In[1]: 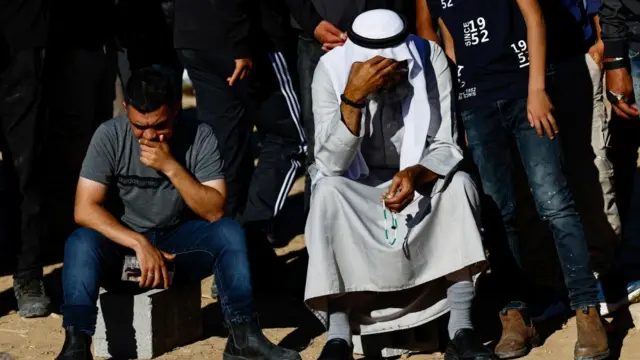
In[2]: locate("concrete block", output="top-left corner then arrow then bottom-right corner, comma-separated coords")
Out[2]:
94,284 -> 202,359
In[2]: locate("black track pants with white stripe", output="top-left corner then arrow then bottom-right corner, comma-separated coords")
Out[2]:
178,48 -> 305,223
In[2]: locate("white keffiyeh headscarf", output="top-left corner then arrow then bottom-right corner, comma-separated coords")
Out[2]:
316,9 -> 431,182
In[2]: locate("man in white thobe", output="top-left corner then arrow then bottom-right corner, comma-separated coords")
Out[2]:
304,9 -> 496,360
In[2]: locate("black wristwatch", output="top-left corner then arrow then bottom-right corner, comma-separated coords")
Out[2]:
606,89 -> 625,104
341,93 -> 366,109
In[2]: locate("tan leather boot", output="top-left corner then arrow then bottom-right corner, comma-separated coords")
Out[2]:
494,308 -> 540,359
574,307 -> 609,360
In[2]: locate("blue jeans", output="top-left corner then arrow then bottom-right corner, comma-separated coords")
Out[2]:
630,49 -> 640,107
461,97 -> 598,310
61,218 -> 254,335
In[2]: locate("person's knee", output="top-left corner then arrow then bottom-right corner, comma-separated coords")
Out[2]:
206,218 -> 248,253
63,228 -> 105,292
448,172 -> 476,192
445,172 -> 480,206
534,188 -> 577,219
313,176 -> 349,198
64,228 -> 106,269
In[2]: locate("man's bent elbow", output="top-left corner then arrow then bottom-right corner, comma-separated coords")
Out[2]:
202,209 -> 225,223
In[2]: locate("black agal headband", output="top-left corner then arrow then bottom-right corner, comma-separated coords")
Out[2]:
347,14 -> 409,49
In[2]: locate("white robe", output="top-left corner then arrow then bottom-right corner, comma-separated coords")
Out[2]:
304,39 -> 487,347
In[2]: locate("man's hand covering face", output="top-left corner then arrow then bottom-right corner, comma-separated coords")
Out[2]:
344,56 -> 403,103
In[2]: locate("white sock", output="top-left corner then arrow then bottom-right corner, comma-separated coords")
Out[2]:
327,303 -> 352,346
447,280 -> 475,339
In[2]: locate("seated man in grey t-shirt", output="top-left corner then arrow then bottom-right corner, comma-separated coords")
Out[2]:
56,68 -> 300,360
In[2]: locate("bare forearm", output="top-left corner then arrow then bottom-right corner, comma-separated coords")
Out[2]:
439,19 -> 456,63
165,163 -> 225,222
339,102 -> 362,136
415,0 -> 441,44
75,204 -> 145,250
341,85 -> 368,135
519,0 -> 546,90
593,15 -> 602,41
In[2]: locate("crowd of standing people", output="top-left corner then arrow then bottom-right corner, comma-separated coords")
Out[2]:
1,0 -> 640,359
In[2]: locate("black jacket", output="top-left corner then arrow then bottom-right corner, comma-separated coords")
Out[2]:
0,0 -> 48,49
116,0 -> 175,52
174,0 -> 297,58
173,0 -> 415,58
47,0 -> 116,49
600,0 -> 640,58
290,0 -> 416,37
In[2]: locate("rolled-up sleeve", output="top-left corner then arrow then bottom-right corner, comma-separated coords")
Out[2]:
419,42 -> 463,177
312,61 -> 363,176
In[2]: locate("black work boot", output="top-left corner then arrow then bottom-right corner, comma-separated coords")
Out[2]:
445,329 -> 498,360
224,320 -> 301,360
317,339 -> 354,360
13,278 -> 51,318
55,327 -> 93,360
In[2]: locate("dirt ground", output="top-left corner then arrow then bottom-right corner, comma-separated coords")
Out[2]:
1,254 -> 639,360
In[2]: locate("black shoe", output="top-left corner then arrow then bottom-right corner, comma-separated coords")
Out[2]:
445,329 -> 497,360
223,320 -> 301,360
13,278 -> 51,318
55,327 -> 93,360
317,339 -> 354,360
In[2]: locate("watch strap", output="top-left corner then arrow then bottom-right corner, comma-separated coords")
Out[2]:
341,93 -> 366,109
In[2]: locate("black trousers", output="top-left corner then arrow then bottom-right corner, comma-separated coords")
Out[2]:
116,0 -> 183,93
178,48 -> 306,224
45,48 -> 116,174
43,47 -> 117,245
0,37 -> 46,280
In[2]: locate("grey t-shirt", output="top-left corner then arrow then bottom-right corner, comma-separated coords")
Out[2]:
80,115 -> 224,233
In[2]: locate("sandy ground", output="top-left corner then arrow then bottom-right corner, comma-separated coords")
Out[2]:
1,251 -> 639,360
